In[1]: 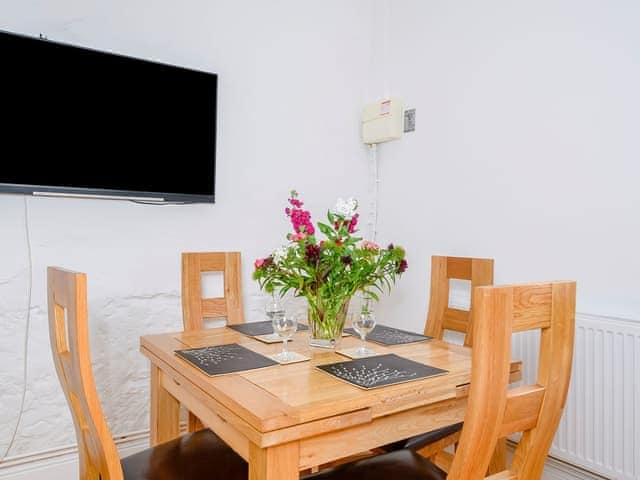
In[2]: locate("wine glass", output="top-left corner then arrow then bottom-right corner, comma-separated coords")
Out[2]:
352,297 -> 376,357
272,314 -> 298,362
265,293 -> 285,323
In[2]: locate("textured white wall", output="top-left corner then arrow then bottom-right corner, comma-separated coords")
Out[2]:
372,0 -> 640,330
0,0 -> 374,458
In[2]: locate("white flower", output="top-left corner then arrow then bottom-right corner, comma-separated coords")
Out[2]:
273,246 -> 289,264
333,197 -> 358,218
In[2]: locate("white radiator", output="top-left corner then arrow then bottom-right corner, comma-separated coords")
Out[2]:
512,313 -> 640,480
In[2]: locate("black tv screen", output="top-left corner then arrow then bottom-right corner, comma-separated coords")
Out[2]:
1,30 -> 217,203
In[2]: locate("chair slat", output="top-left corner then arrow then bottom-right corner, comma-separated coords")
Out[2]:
512,284 -> 552,332
442,307 -> 469,333
446,256 -> 473,279
200,255 -> 227,271
499,385 -> 545,438
201,298 -> 228,318
486,471 -> 517,480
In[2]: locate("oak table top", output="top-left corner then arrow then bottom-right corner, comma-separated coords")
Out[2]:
141,327 -> 521,480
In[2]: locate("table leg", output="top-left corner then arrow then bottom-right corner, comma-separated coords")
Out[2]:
487,437 -> 507,474
150,364 -> 180,446
249,441 -> 299,480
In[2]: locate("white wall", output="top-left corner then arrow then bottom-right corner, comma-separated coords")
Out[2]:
0,0 -> 374,458
373,0 -> 640,330
3,0 -> 639,470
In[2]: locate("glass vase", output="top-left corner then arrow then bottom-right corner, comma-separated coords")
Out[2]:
306,294 -> 351,348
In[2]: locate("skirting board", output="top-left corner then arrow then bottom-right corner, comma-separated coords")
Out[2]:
0,433 -> 609,480
543,457 -> 610,480
503,442 -> 610,479
0,431 -> 149,480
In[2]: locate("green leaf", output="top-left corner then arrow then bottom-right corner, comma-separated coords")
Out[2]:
318,222 -> 335,237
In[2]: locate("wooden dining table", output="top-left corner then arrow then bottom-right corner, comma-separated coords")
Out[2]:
140,326 -> 521,480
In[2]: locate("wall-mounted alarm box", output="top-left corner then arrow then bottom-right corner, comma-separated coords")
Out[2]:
362,97 -> 404,144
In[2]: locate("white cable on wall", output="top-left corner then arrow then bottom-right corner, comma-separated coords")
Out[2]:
0,196 -> 33,462
369,143 -> 379,242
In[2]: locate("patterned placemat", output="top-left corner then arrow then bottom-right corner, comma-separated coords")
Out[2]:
344,325 -> 432,345
175,343 -> 278,376
316,353 -> 447,389
228,320 -> 309,337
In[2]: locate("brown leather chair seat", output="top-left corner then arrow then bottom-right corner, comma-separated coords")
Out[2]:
121,429 -> 247,480
381,421 -> 463,452
302,449 -> 446,480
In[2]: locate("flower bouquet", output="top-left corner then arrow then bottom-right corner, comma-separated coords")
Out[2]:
253,190 -> 407,347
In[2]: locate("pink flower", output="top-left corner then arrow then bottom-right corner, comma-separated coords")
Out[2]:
348,213 -> 359,233
254,258 -> 265,269
362,240 -> 379,252
289,232 -> 307,242
289,197 -> 303,208
287,205 -> 315,235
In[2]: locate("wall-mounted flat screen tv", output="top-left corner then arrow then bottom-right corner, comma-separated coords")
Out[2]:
1,29 -> 217,203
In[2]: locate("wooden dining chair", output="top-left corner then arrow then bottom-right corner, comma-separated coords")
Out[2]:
424,255 -> 494,347
182,251 -> 243,331
380,256 -> 494,461
47,267 -> 247,480
182,251 -> 243,432
305,280 -> 576,480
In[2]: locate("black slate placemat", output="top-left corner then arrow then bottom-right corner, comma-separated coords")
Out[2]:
316,353 -> 447,390
175,343 -> 278,376
344,324 -> 432,345
228,320 -> 309,337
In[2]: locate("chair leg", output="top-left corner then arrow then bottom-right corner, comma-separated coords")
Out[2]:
188,411 -> 204,432
487,437 -> 507,474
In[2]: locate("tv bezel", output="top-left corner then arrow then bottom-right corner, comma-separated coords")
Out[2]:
0,29 -> 218,204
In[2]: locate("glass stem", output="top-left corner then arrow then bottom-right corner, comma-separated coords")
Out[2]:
361,334 -> 366,351
282,338 -> 288,357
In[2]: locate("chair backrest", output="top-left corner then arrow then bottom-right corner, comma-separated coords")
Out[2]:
447,281 -> 576,480
424,256 -> 494,346
181,252 -> 243,331
47,267 -> 123,480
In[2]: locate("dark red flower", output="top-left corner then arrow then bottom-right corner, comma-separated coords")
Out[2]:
397,259 -> 408,273
305,244 -> 321,263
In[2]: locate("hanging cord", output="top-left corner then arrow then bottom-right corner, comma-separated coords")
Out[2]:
0,197 -> 33,462
369,143 -> 379,242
